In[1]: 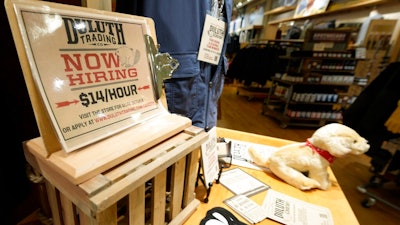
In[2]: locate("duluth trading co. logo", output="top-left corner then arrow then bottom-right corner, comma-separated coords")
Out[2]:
62,17 -> 126,46
55,16 -> 146,111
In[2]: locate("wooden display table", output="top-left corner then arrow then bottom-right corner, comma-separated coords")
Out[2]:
183,127 -> 360,225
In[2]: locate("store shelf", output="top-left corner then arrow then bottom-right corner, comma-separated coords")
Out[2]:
259,38 -> 304,44
273,78 -> 354,87
262,105 -> 341,128
262,48 -> 361,128
268,0 -> 390,25
236,0 -> 266,9
264,5 -> 296,16
239,25 -> 264,31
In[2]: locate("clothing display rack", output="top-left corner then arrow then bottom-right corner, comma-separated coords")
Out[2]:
227,43 -> 283,100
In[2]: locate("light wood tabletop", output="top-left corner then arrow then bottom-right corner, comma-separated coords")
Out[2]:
183,127 -> 360,225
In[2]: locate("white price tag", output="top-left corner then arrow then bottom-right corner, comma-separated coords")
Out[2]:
198,15 -> 226,65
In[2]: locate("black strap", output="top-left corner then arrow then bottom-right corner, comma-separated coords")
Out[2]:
200,207 -> 248,225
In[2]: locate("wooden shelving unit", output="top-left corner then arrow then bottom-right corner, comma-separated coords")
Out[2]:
263,5 -> 296,16
268,0 -> 391,24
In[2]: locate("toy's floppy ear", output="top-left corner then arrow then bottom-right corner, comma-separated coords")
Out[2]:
309,137 -> 352,157
329,137 -> 354,156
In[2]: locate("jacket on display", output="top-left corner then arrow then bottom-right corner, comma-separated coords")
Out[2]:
116,0 -> 233,130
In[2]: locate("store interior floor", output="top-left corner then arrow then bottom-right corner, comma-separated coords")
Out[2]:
18,83 -> 399,225
218,83 -> 399,225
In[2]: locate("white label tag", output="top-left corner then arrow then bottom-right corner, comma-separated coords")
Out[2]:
198,15 -> 226,65
200,127 -> 219,188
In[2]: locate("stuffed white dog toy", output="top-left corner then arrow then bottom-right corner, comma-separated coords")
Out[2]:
248,123 -> 370,190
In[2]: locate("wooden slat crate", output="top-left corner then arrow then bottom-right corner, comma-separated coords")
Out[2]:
24,125 -> 208,225
5,1 -> 209,224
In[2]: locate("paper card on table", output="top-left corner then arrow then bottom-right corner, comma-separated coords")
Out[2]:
219,168 -> 270,196
262,189 -> 334,225
226,139 -> 277,171
224,194 -> 268,224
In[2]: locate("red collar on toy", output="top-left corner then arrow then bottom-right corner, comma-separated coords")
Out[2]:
305,139 -> 336,163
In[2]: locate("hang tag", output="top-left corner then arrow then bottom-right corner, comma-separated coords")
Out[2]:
198,15 -> 226,65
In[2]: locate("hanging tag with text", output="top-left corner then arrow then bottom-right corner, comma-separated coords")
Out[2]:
198,15 -> 226,65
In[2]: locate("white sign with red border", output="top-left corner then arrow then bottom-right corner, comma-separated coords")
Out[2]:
11,2 -> 163,152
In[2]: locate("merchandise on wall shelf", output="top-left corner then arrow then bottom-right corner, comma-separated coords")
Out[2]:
302,28 -> 353,51
265,0 -> 390,25
261,0 -> 394,44
232,0 -> 266,44
262,49 -> 362,128
264,5 -> 296,16
354,19 -> 397,85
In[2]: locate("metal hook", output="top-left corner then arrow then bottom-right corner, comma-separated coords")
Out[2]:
145,34 -> 179,99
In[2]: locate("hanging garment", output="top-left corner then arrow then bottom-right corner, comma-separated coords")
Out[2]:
116,0 -> 233,130
227,46 -> 281,86
343,62 -> 400,171
226,34 -> 240,55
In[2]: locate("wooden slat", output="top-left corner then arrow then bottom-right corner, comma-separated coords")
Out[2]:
184,126 -> 204,136
78,207 -> 92,225
79,174 -> 111,197
151,171 -> 167,225
45,181 -> 62,225
60,193 -> 76,225
129,184 -> 145,225
182,148 -> 200,207
169,157 -> 186,219
97,204 -> 118,225
168,199 -> 200,225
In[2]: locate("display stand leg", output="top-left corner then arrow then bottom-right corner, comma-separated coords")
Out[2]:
196,161 -> 213,203
216,164 -> 224,184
